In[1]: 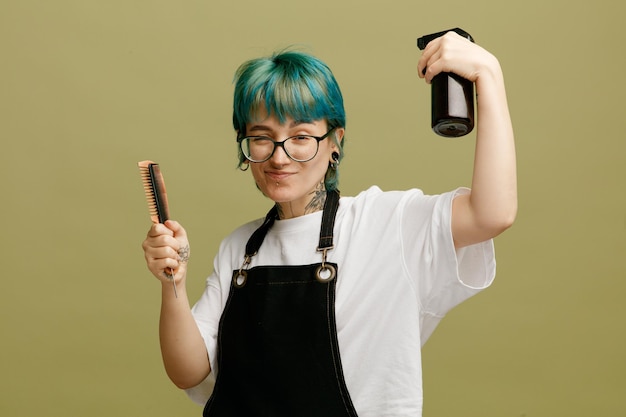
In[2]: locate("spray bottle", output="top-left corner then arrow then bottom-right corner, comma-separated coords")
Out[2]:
417,28 -> 475,137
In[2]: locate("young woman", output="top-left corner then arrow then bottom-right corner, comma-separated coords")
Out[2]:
142,31 -> 517,416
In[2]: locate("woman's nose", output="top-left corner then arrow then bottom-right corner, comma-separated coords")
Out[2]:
269,142 -> 290,164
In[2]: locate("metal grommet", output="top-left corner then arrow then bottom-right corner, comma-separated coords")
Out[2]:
315,264 -> 336,283
233,270 -> 248,288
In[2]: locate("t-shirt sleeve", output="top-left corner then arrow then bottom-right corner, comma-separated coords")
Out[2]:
401,187 -> 496,343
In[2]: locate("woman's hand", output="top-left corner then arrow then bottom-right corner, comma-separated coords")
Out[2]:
417,31 -> 500,85
142,220 -> 190,286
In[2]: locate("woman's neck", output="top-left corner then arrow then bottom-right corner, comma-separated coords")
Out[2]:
276,182 -> 327,220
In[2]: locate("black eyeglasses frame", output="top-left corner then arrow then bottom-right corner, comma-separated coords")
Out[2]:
237,128 -> 336,163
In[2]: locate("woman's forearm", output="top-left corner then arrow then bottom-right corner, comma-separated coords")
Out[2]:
159,282 -> 211,389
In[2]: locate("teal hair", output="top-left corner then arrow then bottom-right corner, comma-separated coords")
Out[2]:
233,49 -> 346,191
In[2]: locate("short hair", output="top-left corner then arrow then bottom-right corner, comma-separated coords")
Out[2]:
232,49 -> 346,191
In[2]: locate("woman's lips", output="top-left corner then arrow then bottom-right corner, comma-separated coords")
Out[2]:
266,171 -> 293,181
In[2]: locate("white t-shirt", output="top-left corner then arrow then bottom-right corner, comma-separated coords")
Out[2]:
186,186 -> 496,416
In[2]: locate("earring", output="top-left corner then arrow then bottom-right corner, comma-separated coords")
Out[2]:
239,163 -> 250,171
330,152 -> 340,170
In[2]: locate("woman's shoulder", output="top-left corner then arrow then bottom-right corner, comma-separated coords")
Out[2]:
339,185 -> 427,209
216,216 -> 265,255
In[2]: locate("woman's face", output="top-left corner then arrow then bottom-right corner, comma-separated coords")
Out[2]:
244,112 -> 341,217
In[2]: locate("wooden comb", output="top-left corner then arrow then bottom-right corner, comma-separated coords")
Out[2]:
137,160 -> 177,297
138,160 -> 170,224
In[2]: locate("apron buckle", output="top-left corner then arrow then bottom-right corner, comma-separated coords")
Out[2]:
233,254 -> 253,288
315,247 -> 336,282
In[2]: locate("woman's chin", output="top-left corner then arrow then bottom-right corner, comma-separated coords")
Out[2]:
259,182 -> 292,203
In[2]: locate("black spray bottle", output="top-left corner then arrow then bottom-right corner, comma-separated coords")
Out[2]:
417,28 -> 475,137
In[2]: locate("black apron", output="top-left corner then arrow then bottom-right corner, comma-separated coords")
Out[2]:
203,190 -> 358,417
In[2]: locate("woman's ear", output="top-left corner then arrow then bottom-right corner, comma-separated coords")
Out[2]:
330,127 -> 345,156
334,127 -> 345,145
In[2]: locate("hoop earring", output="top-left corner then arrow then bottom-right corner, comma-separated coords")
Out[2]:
239,163 -> 250,171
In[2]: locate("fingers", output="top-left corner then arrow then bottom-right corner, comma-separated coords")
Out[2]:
417,31 -> 478,83
417,32 -> 455,83
146,221 -> 188,250
164,219 -> 188,240
143,220 -> 190,282
143,240 -> 182,278
164,220 -> 191,264
417,33 -> 444,81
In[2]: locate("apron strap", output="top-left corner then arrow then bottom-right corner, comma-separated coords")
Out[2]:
318,189 -> 340,250
244,189 -> 340,257
245,205 -> 279,257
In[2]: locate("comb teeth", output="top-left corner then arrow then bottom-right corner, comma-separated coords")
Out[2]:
140,170 -> 159,215
138,160 -> 170,224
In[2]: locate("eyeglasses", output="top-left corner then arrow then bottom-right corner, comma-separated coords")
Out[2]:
238,128 -> 335,163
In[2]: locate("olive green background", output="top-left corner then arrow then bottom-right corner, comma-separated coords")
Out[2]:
2,0 -> 624,416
